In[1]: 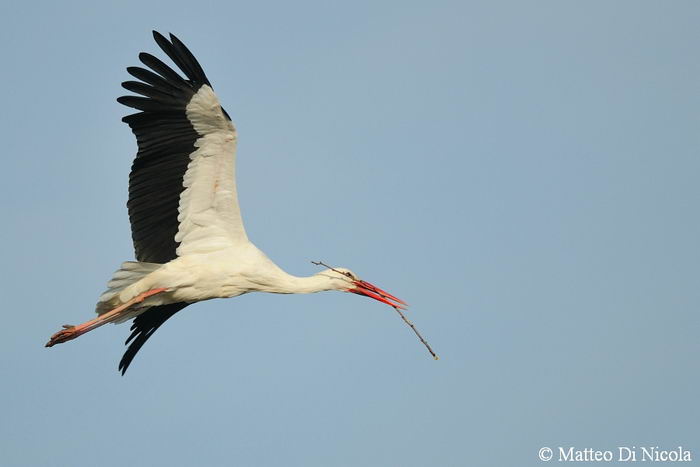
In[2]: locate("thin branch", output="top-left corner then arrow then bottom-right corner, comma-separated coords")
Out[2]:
392,306 -> 439,360
311,260 -> 343,275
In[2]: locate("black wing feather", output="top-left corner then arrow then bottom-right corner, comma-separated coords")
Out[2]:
121,81 -> 180,101
138,52 -> 191,89
127,66 -> 185,94
120,30 -> 214,263
152,31 -> 211,87
117,31 -> 222,373
118,96 -> 180,112
169,33 -> 212,87
119,302 -> 189,375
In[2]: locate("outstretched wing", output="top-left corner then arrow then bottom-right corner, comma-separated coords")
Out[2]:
119,30 -> 247,263
116,31 -> 246,373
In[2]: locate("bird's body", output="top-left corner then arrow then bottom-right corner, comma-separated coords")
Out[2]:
97,247 -> 360,317
45,31 -> 414,373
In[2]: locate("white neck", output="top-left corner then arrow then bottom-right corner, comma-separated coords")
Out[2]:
261,272 -> 339,295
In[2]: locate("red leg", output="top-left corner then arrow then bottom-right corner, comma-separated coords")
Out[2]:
45,288 -> 167,347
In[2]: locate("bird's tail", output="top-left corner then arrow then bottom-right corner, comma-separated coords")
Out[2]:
95,261 -> 162,322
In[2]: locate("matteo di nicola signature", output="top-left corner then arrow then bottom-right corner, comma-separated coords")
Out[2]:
538,446 -> 692,462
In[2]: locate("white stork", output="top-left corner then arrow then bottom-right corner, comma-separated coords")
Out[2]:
46,31 -> 435,374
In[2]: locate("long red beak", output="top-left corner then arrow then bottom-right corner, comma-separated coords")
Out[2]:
349,280 -> 408,309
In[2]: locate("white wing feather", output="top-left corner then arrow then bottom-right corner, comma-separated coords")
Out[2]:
176,85 -> 248,256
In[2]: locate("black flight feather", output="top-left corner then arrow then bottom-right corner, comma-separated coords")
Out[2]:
138,52 -> 191,88
121,81 -> 179,101
118,302 -> 189,375
126,66 -> 187,94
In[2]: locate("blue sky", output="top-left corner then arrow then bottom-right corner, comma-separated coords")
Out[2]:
1,1 -> 698,466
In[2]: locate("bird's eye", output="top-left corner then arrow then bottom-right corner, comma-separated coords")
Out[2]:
345,272 -> 354,279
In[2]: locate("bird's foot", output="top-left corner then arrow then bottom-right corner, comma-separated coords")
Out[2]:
45,325 -> 80,347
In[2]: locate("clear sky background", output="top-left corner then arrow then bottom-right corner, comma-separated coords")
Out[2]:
1,1 -> 698,466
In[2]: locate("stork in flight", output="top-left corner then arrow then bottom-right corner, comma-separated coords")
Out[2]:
46,31 -> 435,374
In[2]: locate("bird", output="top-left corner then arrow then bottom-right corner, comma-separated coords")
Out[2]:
45,31 -> 415,374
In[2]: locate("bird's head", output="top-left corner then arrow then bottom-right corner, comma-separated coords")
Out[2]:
313,263 -> 407,309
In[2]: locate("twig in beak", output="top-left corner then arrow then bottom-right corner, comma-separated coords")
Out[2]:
311,260 -> 438,360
